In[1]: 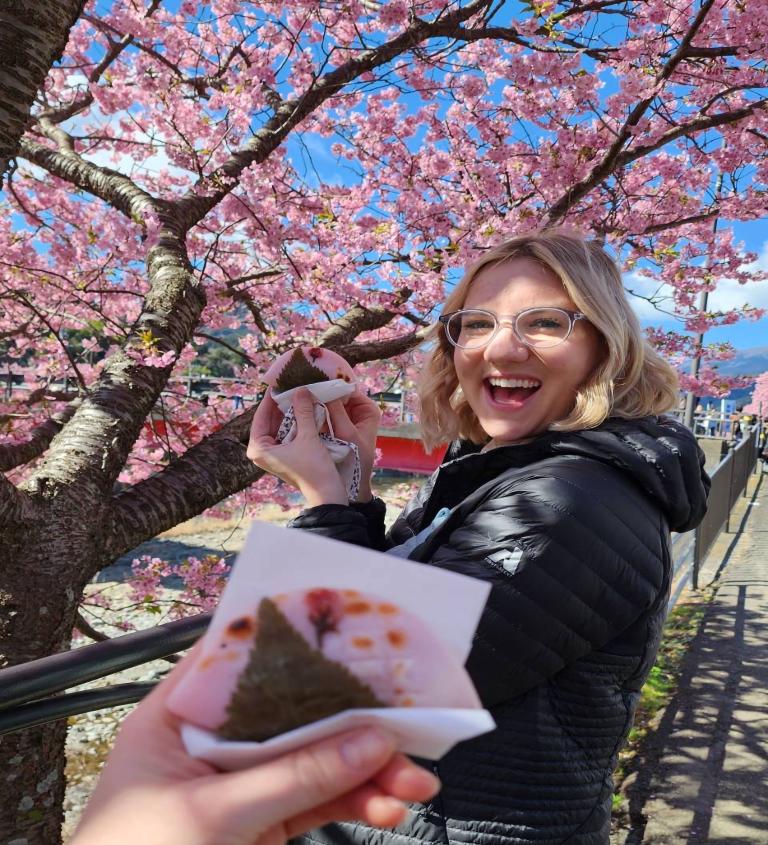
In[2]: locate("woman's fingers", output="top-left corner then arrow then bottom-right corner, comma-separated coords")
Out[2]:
196,728 -> 399,838
247,391 -> 282,460
326,399 -> 355,440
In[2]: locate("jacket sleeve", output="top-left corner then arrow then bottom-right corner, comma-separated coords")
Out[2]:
287,498 -> 388,549
288,474 -> 436,550
424,459 -> 670,708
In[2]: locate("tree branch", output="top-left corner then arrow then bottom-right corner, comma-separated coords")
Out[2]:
0,400 -> 81,472
0,0 -> 87,176
329,327 -> 430,366
102,408 -> 261,566
24,227 -> 206,493
0,472 -> 32,529
17,137 -> 157,220
194,331 -> 254,365
317,288 -> 413,347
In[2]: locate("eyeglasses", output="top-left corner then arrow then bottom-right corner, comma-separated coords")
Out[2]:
439,307 -> 587,350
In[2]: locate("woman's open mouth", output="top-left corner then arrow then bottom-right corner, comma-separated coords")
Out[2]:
484,377 -> 542,408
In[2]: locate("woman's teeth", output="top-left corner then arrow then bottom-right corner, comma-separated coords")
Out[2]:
485,377 -> 541,405
487,378 -> 541,389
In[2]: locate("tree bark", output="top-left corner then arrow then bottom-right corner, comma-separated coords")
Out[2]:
0,0 -> 86,176
0,495 -> 101,844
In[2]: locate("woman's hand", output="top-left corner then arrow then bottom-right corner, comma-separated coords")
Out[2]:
247,388 -> 348,507
325,390 -> 382,502
71,647 -> 439,845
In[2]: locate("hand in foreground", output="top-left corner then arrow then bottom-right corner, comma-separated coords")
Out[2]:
324,391 -> 382,502
71,647 -> 439,845
247,387 -> 348,506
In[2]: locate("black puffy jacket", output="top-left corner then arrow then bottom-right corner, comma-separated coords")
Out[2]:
288,416 -> 710,845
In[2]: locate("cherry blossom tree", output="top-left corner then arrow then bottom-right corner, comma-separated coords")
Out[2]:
745,371 -> 768,417
1,1 -> 768,840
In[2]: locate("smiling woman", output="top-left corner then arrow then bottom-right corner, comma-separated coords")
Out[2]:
248,228 -> 711,845
421,230 -> 680,449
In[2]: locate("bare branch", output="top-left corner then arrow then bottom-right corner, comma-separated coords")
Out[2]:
18,137 -> 157,220
194,331 -> 254,365
317,288 -> 413,347
329,327 -> 430,367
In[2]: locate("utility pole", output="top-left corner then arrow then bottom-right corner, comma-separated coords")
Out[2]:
683,289 -> 709,430
683,178 -> 723,431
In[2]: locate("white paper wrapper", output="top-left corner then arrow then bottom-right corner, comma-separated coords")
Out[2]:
181,707 -> 496,769
272,380 -> 360,499
170,521 -> 495,770
271,379 -> 356,411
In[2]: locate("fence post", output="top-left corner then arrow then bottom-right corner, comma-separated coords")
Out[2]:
725,448 -> 736,533
692,524 -> 701,590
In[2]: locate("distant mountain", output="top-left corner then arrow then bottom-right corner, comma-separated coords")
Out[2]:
709,345 -> 768,377
693,344 -> 767,404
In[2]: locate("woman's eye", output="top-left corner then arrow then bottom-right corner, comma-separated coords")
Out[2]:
464,320 -> 493,331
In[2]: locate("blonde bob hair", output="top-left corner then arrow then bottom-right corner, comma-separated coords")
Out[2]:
418,228 -> 679,449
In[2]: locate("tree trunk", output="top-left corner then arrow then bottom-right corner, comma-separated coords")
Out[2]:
0,492 -> 105,845
0,0 -> 85,176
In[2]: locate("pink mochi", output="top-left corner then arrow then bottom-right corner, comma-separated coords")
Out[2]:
167,587 -> 480,733
262,346 -> 356,393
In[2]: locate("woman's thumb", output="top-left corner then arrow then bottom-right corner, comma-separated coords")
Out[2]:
292,388 -> 320,435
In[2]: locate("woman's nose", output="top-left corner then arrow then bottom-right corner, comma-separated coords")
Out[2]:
483,324 -> 531,361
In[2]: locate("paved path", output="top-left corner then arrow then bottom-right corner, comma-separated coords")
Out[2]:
620,468 -> 768,844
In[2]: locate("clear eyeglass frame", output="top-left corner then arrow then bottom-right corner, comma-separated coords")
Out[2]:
438,307 -> 587,350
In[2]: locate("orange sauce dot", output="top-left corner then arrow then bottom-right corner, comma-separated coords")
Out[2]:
345,601 -> 372,614
342,589 -> 360,597
226,616 -> 255,639
377,603 -> 398,615
352,636 -> 374,649
387,630 -> 407,648
400,697 -> 415,707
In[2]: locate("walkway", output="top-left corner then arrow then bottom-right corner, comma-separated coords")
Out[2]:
617,467 -> 768,844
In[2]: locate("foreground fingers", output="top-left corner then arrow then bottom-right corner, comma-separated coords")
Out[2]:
285,754 -> 440,836
196,727 -> 400,838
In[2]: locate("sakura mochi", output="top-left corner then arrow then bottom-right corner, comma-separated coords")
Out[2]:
263,346 -> 356,396
167,586 -> 480,743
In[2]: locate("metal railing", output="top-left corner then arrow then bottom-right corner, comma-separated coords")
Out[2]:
668,426 -> 762,604
0,426 -> 763,736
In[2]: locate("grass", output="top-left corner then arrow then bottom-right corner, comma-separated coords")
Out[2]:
611,586 -> 714,816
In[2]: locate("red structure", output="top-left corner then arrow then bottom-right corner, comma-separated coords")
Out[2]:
375,425 -> 446,474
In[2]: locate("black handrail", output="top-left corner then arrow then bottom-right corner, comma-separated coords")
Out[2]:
0,684 -> 156,737
0,613 -> 210,732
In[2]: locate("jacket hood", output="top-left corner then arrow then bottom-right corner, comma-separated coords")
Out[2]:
444,416 -> 710,533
